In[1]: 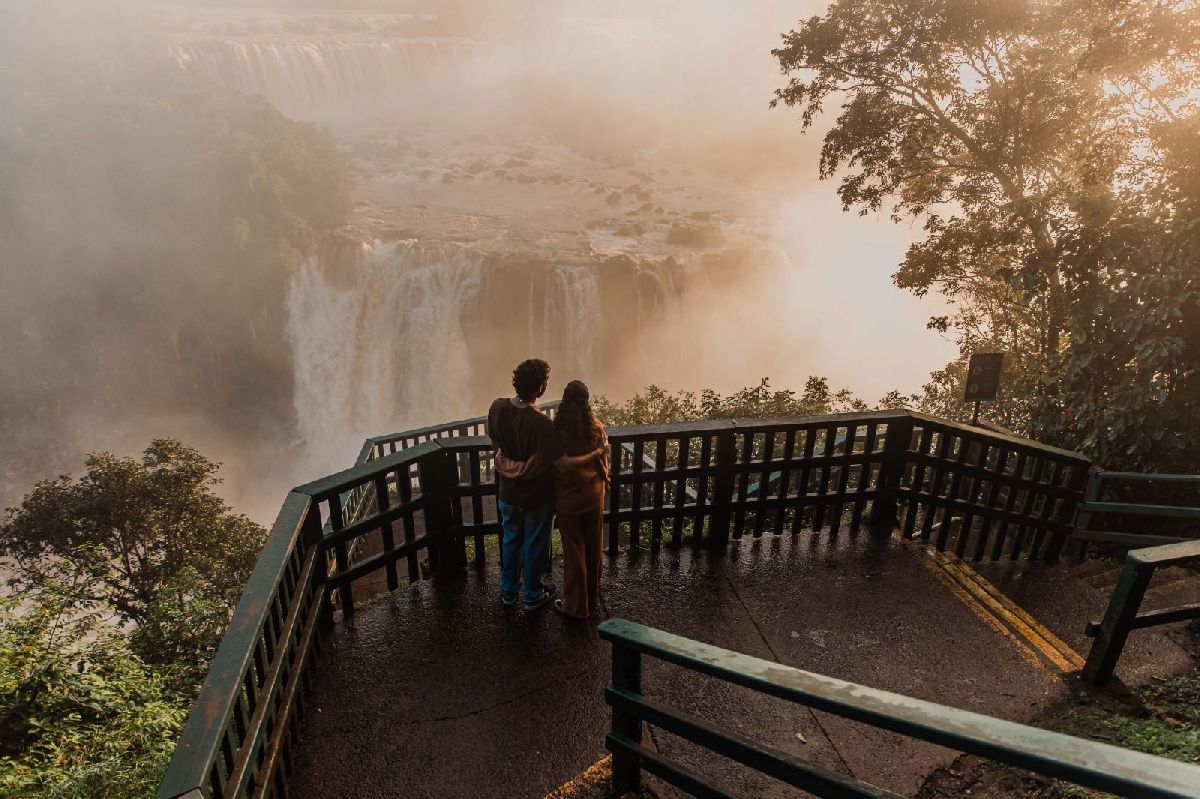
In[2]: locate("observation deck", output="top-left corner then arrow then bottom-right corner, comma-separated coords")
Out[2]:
155,409 -> 1200,799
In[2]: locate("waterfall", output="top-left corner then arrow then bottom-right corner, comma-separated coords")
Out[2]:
286,240 -> 484,464
284,237 -> 624,460
169,37 -> 476,111
543,265 -> 602,379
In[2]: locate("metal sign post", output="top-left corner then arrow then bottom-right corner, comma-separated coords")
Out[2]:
964,352 -> 1005,426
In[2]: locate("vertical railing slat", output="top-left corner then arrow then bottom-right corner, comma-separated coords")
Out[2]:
673,436 -> 690,544
652,438 -> 667,545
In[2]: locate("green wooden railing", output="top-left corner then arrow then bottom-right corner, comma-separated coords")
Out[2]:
155,493 -> 325,799
600,619 -> 1200,799
1072,471 -> 1200,553
361,401 -> 561,462
156,410 -> 1093,799
1083,538 -> 1200,685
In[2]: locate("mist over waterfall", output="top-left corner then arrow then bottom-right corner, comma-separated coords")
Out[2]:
156,4 -> 950,485
0,1 -> 954,515
170,37 -> 477,113
287,241 -> 482,463
286,240 -> 676,465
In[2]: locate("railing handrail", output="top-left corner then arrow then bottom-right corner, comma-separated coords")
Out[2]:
364,407 -> 1091,460
1083,538 -> 1200,685
600,618 -> 1200,799
297,441 -> 439,502
905,410 -> 1092,460
157,408 -> 1097,799
362,400 -> 562,462
157,492 -> 319,799
1078,501 -> 1200,520
1071,470 -> 1200,554
1096,471 -> 1200,484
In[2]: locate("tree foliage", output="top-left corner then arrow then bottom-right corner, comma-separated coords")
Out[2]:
0,440 -> 265,796
0,440 -> 265,689
773,0 -> 1200,469
0,579 -> 186,799
593,377 -> 890,426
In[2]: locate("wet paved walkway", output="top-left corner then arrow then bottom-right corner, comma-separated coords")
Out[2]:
288,530 -> 1195,798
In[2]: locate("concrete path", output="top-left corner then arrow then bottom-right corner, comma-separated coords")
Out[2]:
286,531 -> 1191,798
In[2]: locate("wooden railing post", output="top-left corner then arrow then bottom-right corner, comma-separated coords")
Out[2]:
1067,471 -> 1103,560
610,640 -> 643,796
709,428 -> 737,550
302,508 -> 334,631
1082,558 -> 1154,686
1044,462 -> 1093,564
419,447 -> 466,575
871,415 -> 914,534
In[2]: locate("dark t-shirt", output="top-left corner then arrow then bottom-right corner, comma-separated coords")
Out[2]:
488,398 -> 564,509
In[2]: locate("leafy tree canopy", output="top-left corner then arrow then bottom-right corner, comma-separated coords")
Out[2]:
0,582 -> 185,799
0,440 -> 266,688
774,0 -> 1200,469
594,377 -> 896,426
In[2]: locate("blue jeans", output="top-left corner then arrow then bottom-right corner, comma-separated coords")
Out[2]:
498,500 -> 554,604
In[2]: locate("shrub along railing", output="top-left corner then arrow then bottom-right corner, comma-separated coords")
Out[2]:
600,618 -> 1200,799
156,409 -> 1092,799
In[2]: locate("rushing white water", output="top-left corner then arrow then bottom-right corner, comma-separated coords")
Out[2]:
286,240 -> 620,466
287,240 -> 485,463
544,265 -> 602,380
170,37 -> 477,111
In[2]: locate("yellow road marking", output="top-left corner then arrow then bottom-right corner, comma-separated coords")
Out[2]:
902,538 -> 1084,674
928,549 -> 1085,671
906,541 -> 1049,672
543,755 -> 612,799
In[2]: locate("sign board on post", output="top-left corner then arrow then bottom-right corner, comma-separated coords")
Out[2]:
964,352 -> 1004,424
964,352 -> 1005,401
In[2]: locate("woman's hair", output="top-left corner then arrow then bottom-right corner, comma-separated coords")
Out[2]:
512,358 -> 550,401
554,380 -> 600,454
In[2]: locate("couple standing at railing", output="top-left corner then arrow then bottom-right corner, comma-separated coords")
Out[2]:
487,359 -> 609,617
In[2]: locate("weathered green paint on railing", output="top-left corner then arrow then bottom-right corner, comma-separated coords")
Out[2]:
157,492 -> 323,799
1083,538 -> 1200,685
1071,471 -> 1200,554
600,619 -> 1200,799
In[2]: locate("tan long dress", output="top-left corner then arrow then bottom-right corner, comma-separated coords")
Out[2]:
554,420 -> 607,618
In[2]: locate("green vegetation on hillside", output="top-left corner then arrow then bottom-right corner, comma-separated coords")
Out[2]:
920,670 -> 1200,797
593,377 -> 889,426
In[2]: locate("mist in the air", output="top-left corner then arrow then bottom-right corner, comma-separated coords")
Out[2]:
0,0 -> 954,520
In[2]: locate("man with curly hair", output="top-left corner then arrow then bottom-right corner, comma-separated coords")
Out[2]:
488,359 -> 601,611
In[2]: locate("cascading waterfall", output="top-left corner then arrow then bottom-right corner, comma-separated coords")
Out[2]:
286,240 -> 632,466
170,37 -> 476,109
543,265 -> 602,380
287,240 -> 485,464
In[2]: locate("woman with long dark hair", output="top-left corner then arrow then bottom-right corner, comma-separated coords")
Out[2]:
552,380 -> 608,619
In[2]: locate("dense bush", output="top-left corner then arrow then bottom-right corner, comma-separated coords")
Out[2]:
0,585 -> 186,799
